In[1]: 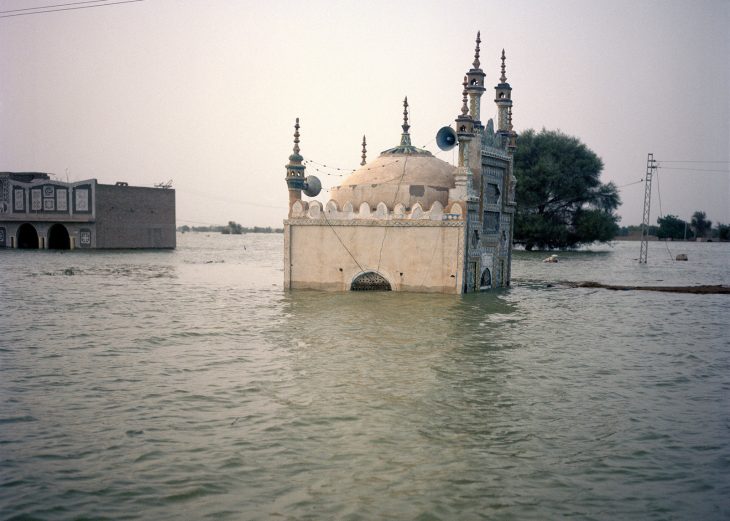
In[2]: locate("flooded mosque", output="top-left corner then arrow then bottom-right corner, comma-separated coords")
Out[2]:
284,33 -> 517,293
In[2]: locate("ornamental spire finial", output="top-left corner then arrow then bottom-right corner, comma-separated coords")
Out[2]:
400,97 -> 412,147
500,49 -> 507,83
293,117 -> 301,155
472,31 -> 481,69
461,76 -> 469,116
361,135 -> 367,166
402,97 -> 410,134
508,107 -> 513,131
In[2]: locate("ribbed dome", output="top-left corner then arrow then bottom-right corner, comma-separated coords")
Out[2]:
330,150 -> 456,210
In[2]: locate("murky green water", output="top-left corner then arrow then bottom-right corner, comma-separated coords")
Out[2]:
1,235 -> 728,520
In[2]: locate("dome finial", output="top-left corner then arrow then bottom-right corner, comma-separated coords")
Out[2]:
400,96 -> 412,147
402,97 -> 410,134
361,135 -> 367,166
293,117 -> 301,155
461,76 -> 469,116
500,49 -> 507,83
473,31 -> 481,69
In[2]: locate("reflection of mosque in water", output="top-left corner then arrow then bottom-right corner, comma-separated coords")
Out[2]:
0,172 -> 175,250
284,33 -> 518,294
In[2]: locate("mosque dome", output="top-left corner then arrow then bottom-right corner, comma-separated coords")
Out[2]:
329,98 -> 456,211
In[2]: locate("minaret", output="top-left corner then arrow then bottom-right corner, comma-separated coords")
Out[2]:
495,49 -> 513,136
466,31 -> 486,125
360,135 -> 367,166
455,77 -> 475,168
285,118 -> 306,214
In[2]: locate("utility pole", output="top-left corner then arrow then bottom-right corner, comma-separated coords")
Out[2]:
639,153 -> 657,263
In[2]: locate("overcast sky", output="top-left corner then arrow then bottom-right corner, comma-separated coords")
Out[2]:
1,0 -> 728,228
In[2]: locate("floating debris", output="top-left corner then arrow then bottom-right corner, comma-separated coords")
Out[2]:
567,281 -> 729,294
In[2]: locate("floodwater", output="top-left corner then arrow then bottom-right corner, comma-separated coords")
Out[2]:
1,234 -> 728,520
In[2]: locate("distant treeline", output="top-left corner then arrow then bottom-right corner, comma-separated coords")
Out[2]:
178,221 -> 283,234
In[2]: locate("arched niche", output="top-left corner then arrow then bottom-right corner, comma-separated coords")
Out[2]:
350,271 -> 392,291
480,268 -> 492,290
375,202 -> 388,219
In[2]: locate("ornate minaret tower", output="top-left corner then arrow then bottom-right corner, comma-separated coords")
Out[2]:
466,32 -> 486,125
495,49 -> 513,137
456,77 -> 475,169
285,118 -> 305,216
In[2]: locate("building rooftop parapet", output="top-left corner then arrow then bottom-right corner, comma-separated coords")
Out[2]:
289,198 -> 465,223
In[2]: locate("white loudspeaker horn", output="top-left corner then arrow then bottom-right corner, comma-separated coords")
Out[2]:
436,126 -> 458,151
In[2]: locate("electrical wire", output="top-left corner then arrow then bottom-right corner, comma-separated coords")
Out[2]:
657,166 -> 730,174
0,0 -> 143,18
654,170 -> 675,261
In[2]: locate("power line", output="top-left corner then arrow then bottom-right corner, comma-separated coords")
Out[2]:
0,0 -> 143,18
617,179 -> 643,189
657,160 -> 730,164
1,0 -> 110,14
657,166 -> 730,174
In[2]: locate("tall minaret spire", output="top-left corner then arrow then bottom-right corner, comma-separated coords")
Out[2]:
473,31 -> 481,69
495,49 -> 513,135
360,135 -> 367,166
285,118 -> 306,214
500,49 -> 507,83
399,97 -> 412,147
465,31 -> 486,125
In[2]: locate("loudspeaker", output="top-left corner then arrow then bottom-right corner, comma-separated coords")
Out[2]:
436,126 -> 458,151
303,175 -> 321,197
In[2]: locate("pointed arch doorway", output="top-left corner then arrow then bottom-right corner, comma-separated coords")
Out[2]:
16,223 -> 39,249
48,224 -> 71,250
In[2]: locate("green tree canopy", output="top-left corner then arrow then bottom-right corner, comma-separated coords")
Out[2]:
656,214 -> 691,240
690,211 -> 712,238
513,129 -> 620,250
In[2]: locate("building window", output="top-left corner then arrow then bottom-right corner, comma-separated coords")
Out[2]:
483,211 -> 500,234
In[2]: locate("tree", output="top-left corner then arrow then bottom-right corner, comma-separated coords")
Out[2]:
716,223 -> 729,241
690,211 -> 712,239
513,129 -> 620,250
656,214 -> 691,240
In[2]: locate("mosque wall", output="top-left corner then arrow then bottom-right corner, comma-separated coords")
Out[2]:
285,218 -> 464,293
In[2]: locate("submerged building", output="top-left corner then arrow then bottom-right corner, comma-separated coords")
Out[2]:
0,172 -> 175,249
284,33 -> 516,293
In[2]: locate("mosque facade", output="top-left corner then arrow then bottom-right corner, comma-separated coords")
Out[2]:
284,33 -> 516,293
0,172 -> 175,249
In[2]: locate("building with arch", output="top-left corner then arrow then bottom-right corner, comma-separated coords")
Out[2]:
283,34 -> 517,293
0,173 -> 175,249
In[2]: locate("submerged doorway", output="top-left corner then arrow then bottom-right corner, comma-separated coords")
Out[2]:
48,224 -> 71,250
16,223 -> 39,249
351,271 -> 392,291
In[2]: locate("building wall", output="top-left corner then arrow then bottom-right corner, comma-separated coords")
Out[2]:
286,220 -> 464,293
94,184 -> 176,249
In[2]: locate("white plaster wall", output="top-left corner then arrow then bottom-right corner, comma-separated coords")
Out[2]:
286,222 -> 464,293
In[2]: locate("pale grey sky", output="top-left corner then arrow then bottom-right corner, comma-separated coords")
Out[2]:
1,0 -> 728,228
